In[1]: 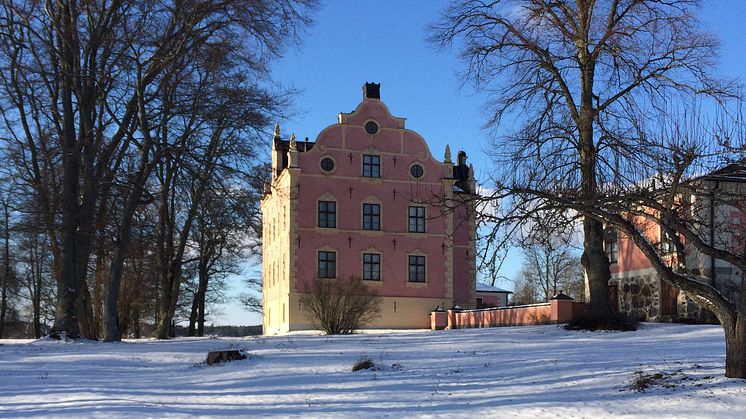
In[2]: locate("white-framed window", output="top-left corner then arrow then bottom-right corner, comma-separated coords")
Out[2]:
408,255 -> 426,282
362,154 -> 381,178
363,203 -> 381,231
363,253 -> 381,280
318,251 -> 336,278
318,200 -> 337,228
408,206 -> 426,233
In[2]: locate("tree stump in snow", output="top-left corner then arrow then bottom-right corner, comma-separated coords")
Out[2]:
206,350 -> 246,365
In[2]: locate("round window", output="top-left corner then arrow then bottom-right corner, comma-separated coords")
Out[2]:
320,157 -> 335,172
364,121 -> 379,135
410,164 -> 424,178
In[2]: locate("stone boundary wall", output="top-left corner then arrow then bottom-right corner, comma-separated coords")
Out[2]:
431,298 -> 584,330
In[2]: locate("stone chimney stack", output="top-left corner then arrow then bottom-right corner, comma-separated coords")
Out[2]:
363,82 -> 381,100
457,150 -> 468,166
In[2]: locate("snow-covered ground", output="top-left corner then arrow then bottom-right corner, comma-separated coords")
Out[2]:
0,324 -> 744,418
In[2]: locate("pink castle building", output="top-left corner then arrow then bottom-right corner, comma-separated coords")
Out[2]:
261,83 -> 478,334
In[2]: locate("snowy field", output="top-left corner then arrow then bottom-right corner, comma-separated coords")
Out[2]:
1,324 -> 745,418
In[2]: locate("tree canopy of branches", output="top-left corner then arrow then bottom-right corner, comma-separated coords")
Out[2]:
432,0 -> 746,378
0,0 -> 316,340
431,0 -> 736,319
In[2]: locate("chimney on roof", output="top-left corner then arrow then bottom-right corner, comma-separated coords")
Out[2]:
363,82 -> 381,99
457,150 -> 468,166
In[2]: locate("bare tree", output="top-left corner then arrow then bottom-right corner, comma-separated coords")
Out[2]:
430,0 -> 735,319
516,226 -> 584,303
0,0 -> 316,340
300,277 -> 382,335
0,182 -> 17,337
500,103 -> 746,376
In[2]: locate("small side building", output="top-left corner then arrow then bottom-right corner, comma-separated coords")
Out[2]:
261,83 -> 478,334
475,282 -> 512,308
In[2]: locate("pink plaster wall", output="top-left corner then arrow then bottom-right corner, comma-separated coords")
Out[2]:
291,98 -> 472,301
452,203 -> 472,305
442,299 -> 583,329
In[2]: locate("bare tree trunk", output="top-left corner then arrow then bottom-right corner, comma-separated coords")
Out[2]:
155,130 -> 222,339
724,318 -> 746,378
0,201 -> 9,338
196,260 -> 209,337
132,308 -> 141,339
578,75 -> 611,317
582,219 -> 611,317
76,281 -> 95,339
187,293 -> 199,337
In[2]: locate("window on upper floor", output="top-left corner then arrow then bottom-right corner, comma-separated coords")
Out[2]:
605,228 -> 618,264
408,206 -> 426,233
363,253 -> 381,280
363,203 -> 381,231
408,255 -> 426,282
318,201 -> 336,228
318,251 -> 336,278
660,228 -> 676,255
362,154 -> 380,178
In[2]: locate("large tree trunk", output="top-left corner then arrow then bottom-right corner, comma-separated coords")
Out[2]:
103,97 -> 157,341
77,281 -> 96,339
724,321 -> 746,378
582,218 -> 611,317
0,203 -> 9,339
51,0 -> 91,339
187,292 -> 199,337
196,261 -> 209,337
725,278 -> 746,378
577,47 -> 612,317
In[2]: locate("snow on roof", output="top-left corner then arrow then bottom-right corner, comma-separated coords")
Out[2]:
476,282 -> 512,294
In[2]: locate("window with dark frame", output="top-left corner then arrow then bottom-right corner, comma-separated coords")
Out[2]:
661,228 -> 676,255
362,154 -> 381,178
408,255 -> 426,282
318,201 -> 336,228
317,251 -> 336,278
408,206 -> 425,233
410,164 -> 423,178
362,203 -> 380,230
320,157 -> 335,172
605,229 -> 619,263
365,121 -> 379,135
363,253 -> 381,280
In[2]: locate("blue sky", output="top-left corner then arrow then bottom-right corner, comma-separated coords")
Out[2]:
216,0 -> 746,326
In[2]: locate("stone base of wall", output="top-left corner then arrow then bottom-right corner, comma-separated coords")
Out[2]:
615,272 -> 662,321
613,268 -> 737,324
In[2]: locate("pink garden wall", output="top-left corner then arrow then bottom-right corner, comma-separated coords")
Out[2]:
432,298 -> 585,330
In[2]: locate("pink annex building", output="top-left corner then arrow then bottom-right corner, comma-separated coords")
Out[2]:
261,83 -> 478,334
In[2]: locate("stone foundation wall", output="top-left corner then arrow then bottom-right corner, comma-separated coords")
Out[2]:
615,272 -> 662,321
614,266 -> 742,324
